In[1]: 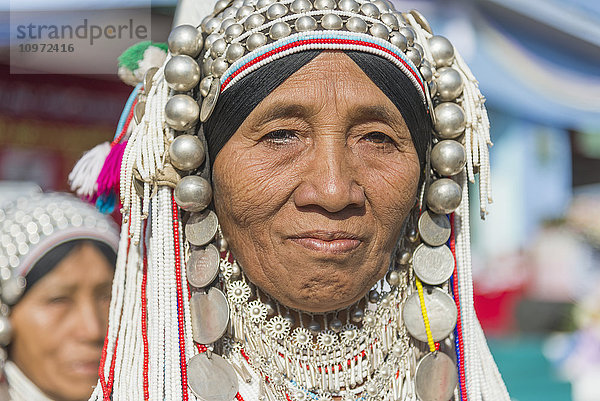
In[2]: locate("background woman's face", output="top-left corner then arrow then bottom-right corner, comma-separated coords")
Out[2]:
10,243 -> 113,401
213,52 -> 420,312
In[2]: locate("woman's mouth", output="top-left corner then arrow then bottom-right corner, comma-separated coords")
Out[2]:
289,231 -> 362,254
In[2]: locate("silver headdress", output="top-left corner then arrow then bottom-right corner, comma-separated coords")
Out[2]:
73,1 -> 508,400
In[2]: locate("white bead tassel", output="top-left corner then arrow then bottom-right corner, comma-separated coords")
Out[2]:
68,141 -> 111,199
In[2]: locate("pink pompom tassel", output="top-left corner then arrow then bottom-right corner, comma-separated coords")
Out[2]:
95,141 -> 127,201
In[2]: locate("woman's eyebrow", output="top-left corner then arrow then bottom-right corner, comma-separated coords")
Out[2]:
251,103 -> 312,127
347,105 -> 400,124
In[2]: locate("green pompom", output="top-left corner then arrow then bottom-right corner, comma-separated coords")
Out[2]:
118,41 -> 168,72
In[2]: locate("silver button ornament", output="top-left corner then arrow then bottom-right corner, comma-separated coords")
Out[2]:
436,67 -> 464,101
380,13 -> 399,30
164,55 -> 201,92
386,269 -> 400,286
370,22 -> 390,39
214,0 -> 234,14
420,64 -> 433,83
211,38 -> 227,58
290,0 -> 312,13
168,25 -> 203,57
165,94 -> 199,131
431,140 -> 466,177
321,14 -> 343,30
269,21 -> 292,40
426,178 -> 462,215
346,17 -> 368,33
224,23 -> 244,42
398,26 -> 415,46
351,307 -> 364,323
204,33 -> 220,50
204,18 -> 222,35
220,18 -> 236,33
202,57 -> 213,77
174,175 -> 212,212
225,43 -> 245,63
338,0 -> 360,12
360,2 -> 381,18
295,15 -> 318,32
428,35 -> 455,67
329,317 -> 343,333
169,134 -> 205,171
389,31 -> 407,51
1,276 -> 25,306
211,57 -> 229,76
315,0 -> 336,10
257,0 -> 276,8
0,315 -> 11,346
406,46 -> 422,67
433,102 -> 466,139
236,5 -> 254,19
244,13 -> 266,30
266,3 -> 288,20
246,32 -> 268,50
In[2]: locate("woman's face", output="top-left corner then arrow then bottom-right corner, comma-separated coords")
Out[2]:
213,52 -> 420,312
9,243 -> 113,401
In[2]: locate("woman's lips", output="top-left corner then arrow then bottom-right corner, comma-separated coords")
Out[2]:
69,361 -> 100,377
289,231 -> 362,254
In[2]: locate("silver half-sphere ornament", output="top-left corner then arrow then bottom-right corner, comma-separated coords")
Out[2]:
168,25 -> 203,57
257,0 -> 275,8
214,0 -> 233,14
370,22 -> 390,39
429,35 -> 455,67
290,0 -> 312,13
436,67 -> 464,101
236,5 -> 254,19
1,276 -> 25,306
203,18 -> 221,35
165,94 -> 199,131
244,13 -> 266,30
338,0 -> 359,12
389,31 -> 407,51
266,3 -> 288,20
169,135 -> 206,171
296,15 -> 318,32
346,17 -> 368,33
406,47 -> 422,67
224,23 -> 244,42
174,175 -> 212,212
433,102 -> 466,139
321,13 -> 343,30
420,64 -> 433,82
315,0 -> 336,10
360,2 -> 381,18
210,38 -> 227,58
398,26 -> 415,46
270,21 -> 292,40
211,57 -> 229,76
426,178 -> 462,215
220,18 -> 236,33
431,140 -> 466,177
0,315 -> 12,346
164,55 -> 201,92
225,43 -> 245,63
380,13 -> 399,30
246,32 -> 268,51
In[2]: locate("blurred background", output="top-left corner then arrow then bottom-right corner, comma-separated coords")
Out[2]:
1,0 -> 599,400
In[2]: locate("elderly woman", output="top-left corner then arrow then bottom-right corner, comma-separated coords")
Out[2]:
0,192 -> 119,401
74,1 -> 509,400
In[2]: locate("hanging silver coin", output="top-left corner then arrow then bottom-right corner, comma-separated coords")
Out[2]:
187,244 -> 220,288
185,209 -> 219,246
402,287 -> 457,343
412,243 -> 454,285
200,79 -> 220,122
415,352 -> 458,401
190,287 -> 230,344
418,210 -> 451,247
187,352 -> 239,401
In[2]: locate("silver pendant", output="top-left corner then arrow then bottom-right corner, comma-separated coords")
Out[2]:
412,243 -> 454,285
190,287 -> 230,344
185,209 -> 219,246
200,79 -> 220,122
415,352 -> 458,401
187,352 -> 239,401
187,244 -> 220,288
417,211 -> 451,246
402,287 -> 457,342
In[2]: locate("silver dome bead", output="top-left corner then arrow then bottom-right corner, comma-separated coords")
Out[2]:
257,0 -> 275,8
210,38 -> 227,58
366,384 -> 378,396
398,26 -> 415,46
392,343 -> 404,357
236,5 -> 254,19
202,58 -> 213,77
368,289 -> 380,303
1,276 -> 25,306
434,102 -> 466,139
308,320 -> 321,333
168,25 -> 203,57
413,42 -> 424,56
370,22 -> 390,39
174,176 -> 212,212
346,17 -> 368,33
431,140 -> 466,176
338,0 -> 359,12
283,311 -> 295,326
169,134 -> 206,171
315,0 -> 336,10
0,316 -> 11,346
420,64 -> 433,82
204,33 -> 220,49
220,18 -> 236,33
164,55 -> 201,92
436,67 -> 464,101
269,21 -> 292,40
406,46 -> 422,67
211,57 -> 229,76
222,7 -> 238,20
216,235 -> 228,252
372,0 -> 390,12
246,32 -> 268,50
224,23 -> 244,42
295,15 -> 318,32
165,94 -> 199,131
329,318 -> 343,333
429,35 -> 455,67
291,0 -> 312,13
360,2 -> 380,18
244,13 -> 266,30
214,0 -> 233,14
380,13 -> 399,30
226,42 -> 245,62
426,178 -> 462,214
389,31 -> 407,51
429,80 -> 438,97
204,18 -> 222,34
351,307 -> 364,323
264,300 -> 276,317
387,270 -> 400,286
266,3 -> 288,20
231,260 -> 241,278
199,76 -> 213,97
321,14 -> 343,30
233,0 -> 244,7
399,250 -> 411,264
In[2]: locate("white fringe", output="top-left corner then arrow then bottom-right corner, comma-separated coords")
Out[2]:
68,141 -> 110,199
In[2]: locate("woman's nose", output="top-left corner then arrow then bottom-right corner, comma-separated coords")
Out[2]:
73,297 -> 105,343
293,140 -> 366,213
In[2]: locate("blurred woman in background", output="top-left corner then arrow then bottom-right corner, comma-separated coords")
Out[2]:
0,192 -> 119,401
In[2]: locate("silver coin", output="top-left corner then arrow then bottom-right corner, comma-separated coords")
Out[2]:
200,79 -> 220,122
415,352 -> 458,401
402,287 -> 457,343
187,352 -> 239,401
418,210 -> 451,246
190,287 -> 230,344
412,243 -> 454,285
187,244 -> 220,288
185,210 -> 218,246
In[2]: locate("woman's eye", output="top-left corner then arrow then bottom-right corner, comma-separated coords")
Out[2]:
48,296 -> 71,305
263,129 -> 298,144
363,131 -> 393,144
